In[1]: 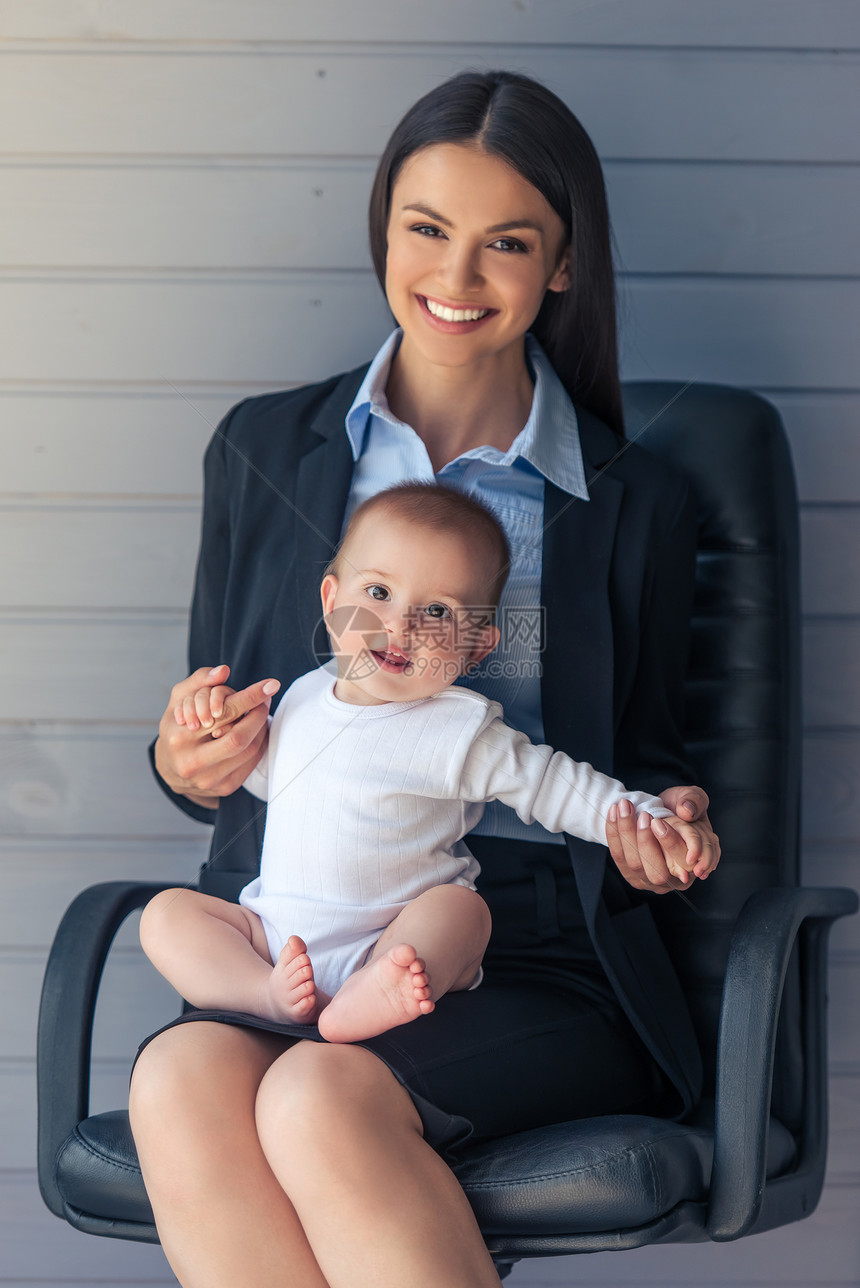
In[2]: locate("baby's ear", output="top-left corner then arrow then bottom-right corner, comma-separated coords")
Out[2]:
320,573 -> 338,616
463,622 -> 500,673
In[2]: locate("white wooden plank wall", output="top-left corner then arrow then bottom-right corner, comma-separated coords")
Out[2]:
1,3 -> 858,1283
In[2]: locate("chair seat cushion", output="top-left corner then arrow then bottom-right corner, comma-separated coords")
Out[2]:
57,1111 -> 154,1225
454,1107 -> 795,1236
56,1102 -> 796,1236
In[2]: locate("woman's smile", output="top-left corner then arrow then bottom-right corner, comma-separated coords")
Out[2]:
420,295 -> 496,330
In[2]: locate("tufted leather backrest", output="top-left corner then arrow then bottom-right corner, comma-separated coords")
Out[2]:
622,383 -> 802,1123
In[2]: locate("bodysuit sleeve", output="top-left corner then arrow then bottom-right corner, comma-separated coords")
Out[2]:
456,716 -> 671,845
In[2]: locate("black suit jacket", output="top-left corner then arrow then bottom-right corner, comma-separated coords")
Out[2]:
155,364 -> 703,1115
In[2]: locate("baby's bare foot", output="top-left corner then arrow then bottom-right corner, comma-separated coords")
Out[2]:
317,943 -> 434,1043
264,935 -> 324,1024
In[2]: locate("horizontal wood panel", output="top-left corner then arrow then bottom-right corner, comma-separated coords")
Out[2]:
0,504 -> 200,608
0,614 -> 189,720
0,1173 -> 172,1282
3,160 -> 858,278
1,48 -> 858,163
766,392 -> 860,505
4,0 -> 859,47
0,276 -> 393,387
802,846 -> 860,953
804,618 -> 860,728
0,838 -> 209,947
3,613 -> 854,727
618,278 -> 860,390
800,510 -> 860,616
608,163 -> 860,277
2,948 -> 183,1061
2,276 -> 857,389
804,733 -> 860,844
0,726 -> 207,837
3,388 -> 236,495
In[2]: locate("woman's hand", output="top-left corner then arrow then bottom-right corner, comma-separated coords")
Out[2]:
605,786 -> 720,894
154,664 -> 280,808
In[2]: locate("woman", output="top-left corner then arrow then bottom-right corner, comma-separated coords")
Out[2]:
131,70 -> 719,1288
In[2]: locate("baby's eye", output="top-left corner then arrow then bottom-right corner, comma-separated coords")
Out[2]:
423,603 -> 452,620
365,584 -> 390,601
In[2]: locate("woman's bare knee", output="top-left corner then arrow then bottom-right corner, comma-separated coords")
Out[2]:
255,1042 -> 421,1162
130,1021 -> 285,1138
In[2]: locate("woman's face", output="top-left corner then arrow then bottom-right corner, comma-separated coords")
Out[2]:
384,143 -> 569,374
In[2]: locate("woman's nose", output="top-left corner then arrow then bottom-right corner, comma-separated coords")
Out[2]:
436,242 -> 482,298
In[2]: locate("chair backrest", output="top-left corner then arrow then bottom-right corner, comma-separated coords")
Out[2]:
623,382 -> 802,1122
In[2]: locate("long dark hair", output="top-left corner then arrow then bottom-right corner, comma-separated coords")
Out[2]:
368,70 -> 624,437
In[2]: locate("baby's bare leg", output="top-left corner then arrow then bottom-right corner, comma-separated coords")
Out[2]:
140,889 -> 327,1023
317,885 -> 490,1043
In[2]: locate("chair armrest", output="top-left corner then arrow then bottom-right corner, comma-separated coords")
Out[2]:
707,885 -> 858,1241
37,880 -> 183,1218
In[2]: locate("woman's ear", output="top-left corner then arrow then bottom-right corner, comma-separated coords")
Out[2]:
462,623 -> 501,674
320,573 -> 338,616
547,246 -> 571,294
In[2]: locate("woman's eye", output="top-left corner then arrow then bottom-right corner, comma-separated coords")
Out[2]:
423,603 -> 452,620
490,237 -> 527,253
411,223 -> 446,239
366,585 -> 389,601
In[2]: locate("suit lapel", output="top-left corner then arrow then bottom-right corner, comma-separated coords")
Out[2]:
540,413 -> 623,771
291,371 -> 365,654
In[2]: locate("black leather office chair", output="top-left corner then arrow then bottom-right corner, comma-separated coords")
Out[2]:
37,383 -> 857,1276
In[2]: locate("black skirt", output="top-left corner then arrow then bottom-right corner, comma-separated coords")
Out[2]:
135,839 -> 668,1159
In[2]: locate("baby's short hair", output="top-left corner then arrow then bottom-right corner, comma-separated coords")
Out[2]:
331,482 -> 510,611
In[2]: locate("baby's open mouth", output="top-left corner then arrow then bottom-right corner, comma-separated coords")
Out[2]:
371,648 -> 412,673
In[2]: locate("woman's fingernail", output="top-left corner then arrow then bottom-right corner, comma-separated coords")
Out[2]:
618,799 -> 632,818
208,665 -> 225,677
262,680 -> 280,695
637,810 -> 650,830
653,820 -> 668,837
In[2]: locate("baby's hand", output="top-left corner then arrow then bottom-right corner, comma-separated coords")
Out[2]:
649,813 -> 720,885
174,679 -> 234,734
175,669 -> 279,740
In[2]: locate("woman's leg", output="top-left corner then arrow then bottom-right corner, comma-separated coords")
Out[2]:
255,1041 -> 502,1288
129,1021 -> 332,1288
130,1021 -> 501,1288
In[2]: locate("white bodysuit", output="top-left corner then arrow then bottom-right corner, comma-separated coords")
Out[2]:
239,666 -> 671,998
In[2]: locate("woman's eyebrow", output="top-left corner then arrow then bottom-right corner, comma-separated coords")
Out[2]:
402,202 -> 453,227
402,203 -> 544,238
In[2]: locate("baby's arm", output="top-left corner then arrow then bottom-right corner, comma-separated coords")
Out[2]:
458,716 -> 716,882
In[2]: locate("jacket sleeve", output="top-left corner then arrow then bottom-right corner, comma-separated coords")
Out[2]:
148,402 -> 245,825
613,478 -> 699,797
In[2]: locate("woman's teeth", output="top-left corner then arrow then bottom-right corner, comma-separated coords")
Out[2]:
424,299 -> 490,323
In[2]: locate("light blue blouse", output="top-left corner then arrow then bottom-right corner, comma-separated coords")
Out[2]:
343,330 -> 590,843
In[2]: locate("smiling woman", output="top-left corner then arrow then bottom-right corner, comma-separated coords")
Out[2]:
132,68 -> 718,1288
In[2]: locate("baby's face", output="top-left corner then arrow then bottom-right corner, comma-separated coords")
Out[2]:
321,512 -> 500,706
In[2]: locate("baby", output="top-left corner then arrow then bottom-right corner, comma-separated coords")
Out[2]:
141,483 -> 715,1044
